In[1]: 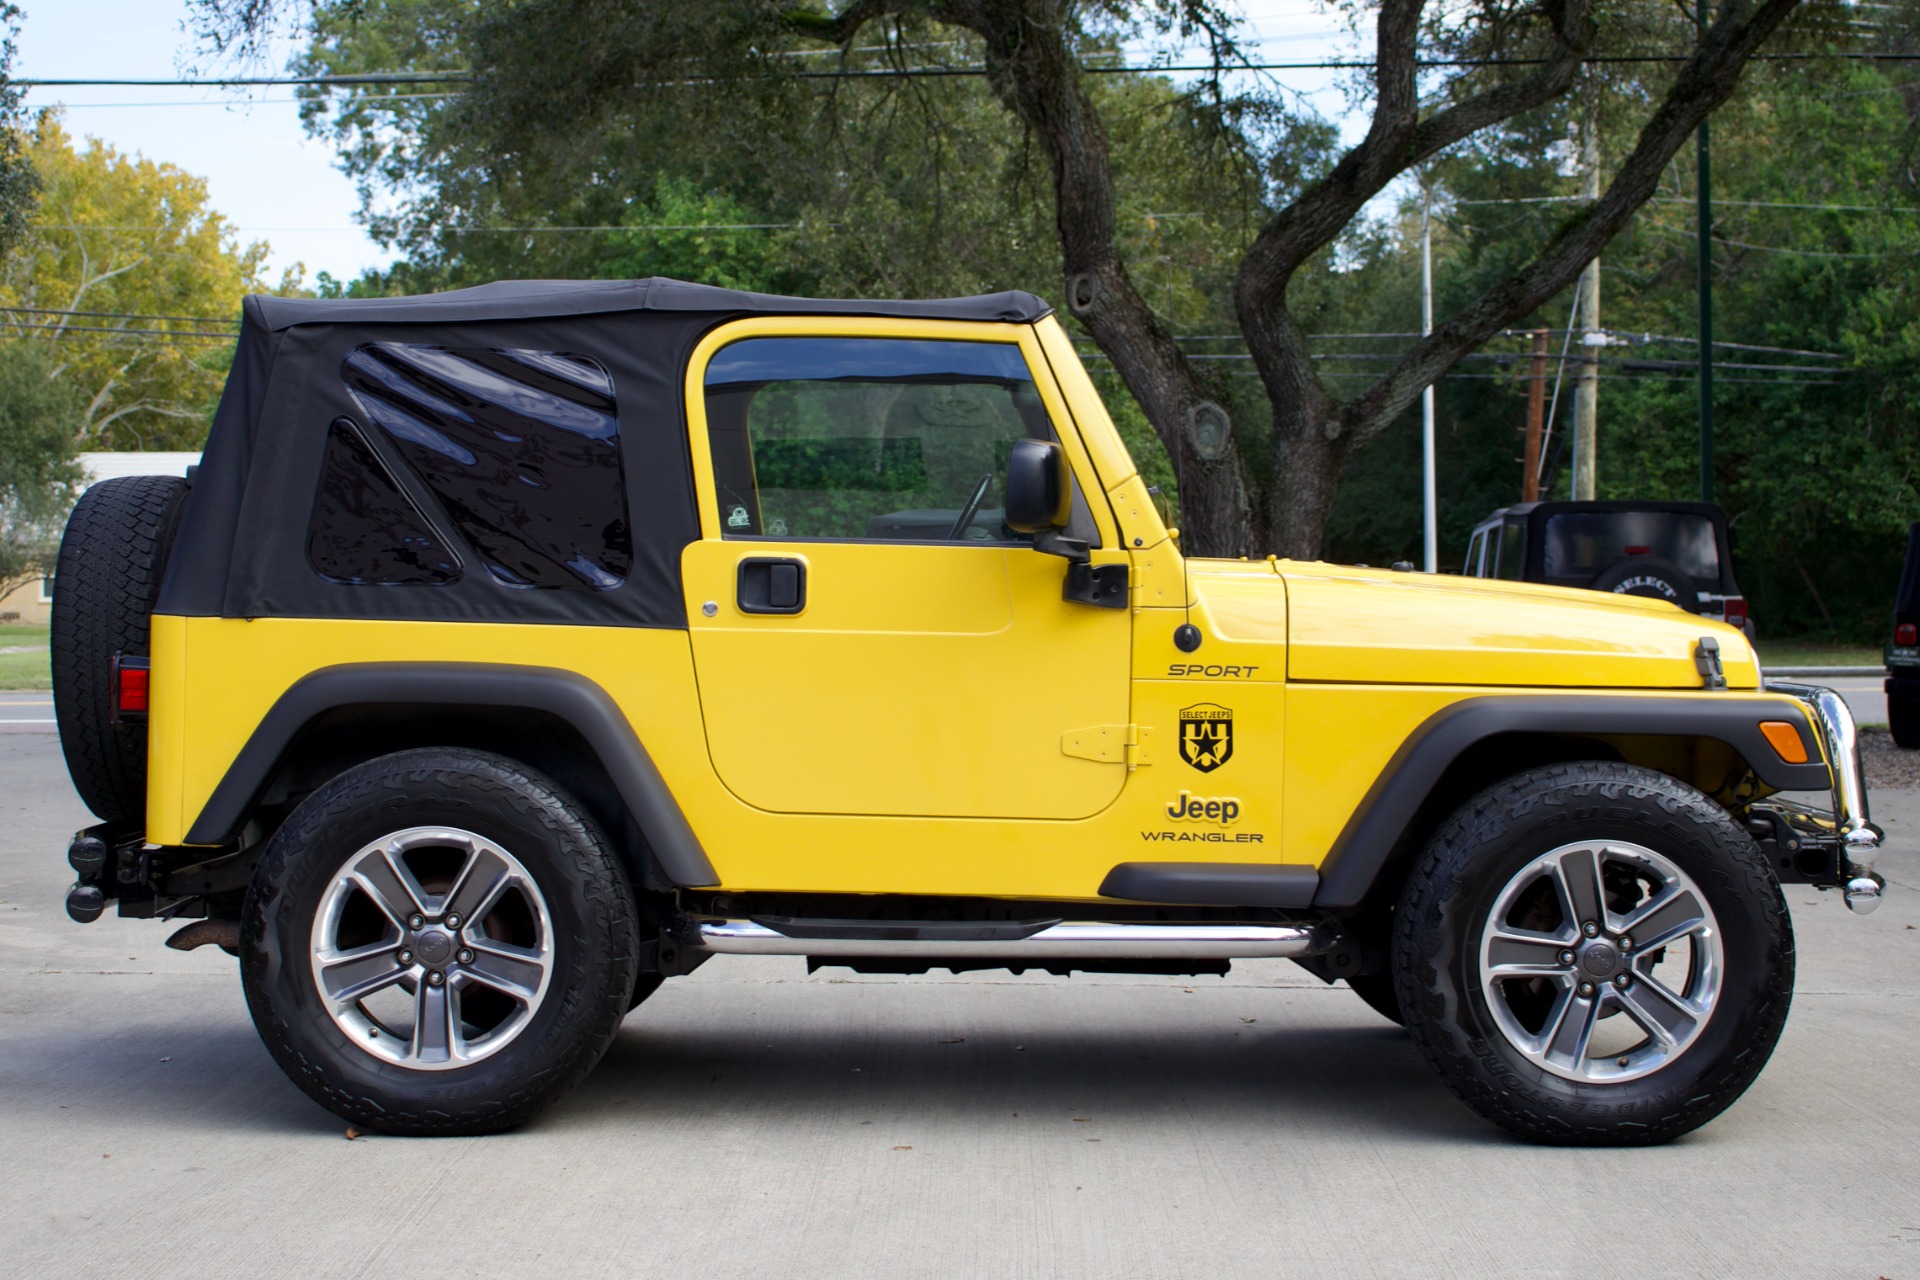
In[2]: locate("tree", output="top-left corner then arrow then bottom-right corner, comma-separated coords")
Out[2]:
0,114 -> 278,449
196,0 -> 1816,557
452,0 -> 1812,556
0,3 -> 39,262
0,340 -> 82,599
1320,52 -> 1920,639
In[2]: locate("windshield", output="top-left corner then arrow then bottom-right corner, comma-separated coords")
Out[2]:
1542,512 -> 1720,583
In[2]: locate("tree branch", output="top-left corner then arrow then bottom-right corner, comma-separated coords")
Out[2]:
1339,0 -> 1799,441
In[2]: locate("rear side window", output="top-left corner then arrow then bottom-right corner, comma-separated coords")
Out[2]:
1542,512 -> 1719,584
1495,518 -> 1527,580
702,337 -> 1056,542
308,417 -> 461,585
342,343 -> 630,590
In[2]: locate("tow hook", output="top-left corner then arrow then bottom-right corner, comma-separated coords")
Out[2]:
64,833 -> 111,923
1844,876 -> 1883,914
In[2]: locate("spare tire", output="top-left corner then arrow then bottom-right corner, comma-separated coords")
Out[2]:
51,475 -> 191,823
1589,554 -> 1700,613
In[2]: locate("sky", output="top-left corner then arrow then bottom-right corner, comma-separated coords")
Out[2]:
16,0 -> 1365,285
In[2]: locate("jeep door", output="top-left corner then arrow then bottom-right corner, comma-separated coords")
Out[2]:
680,319 -> 1131,820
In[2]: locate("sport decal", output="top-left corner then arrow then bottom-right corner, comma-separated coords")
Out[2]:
1178,703 -> 1233,773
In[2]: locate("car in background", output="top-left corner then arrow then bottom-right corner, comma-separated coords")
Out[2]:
1889,521 -> 1920,748
1465,500 -> 1751,636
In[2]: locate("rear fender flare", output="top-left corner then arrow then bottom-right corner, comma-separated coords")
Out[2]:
1311,694 -> 1828,909
181,662 -> 718,887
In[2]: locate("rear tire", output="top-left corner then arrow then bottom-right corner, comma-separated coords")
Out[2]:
1393,761 -> 1792,1146
241,748 -> 640,1136
50,474 -> 190,822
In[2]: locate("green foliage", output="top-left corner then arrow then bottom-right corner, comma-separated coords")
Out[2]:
0,341 -> 82,597
0,4 -> 39,263
1326,58 -> 1920,640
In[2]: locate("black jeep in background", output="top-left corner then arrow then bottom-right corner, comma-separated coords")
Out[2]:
1889,521 -> 1920,748
1465,500 -> 1751,636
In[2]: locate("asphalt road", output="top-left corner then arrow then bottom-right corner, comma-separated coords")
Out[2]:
3,722 -> 1918,1278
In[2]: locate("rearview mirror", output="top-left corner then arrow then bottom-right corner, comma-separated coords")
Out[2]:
1004,439 -> 1070,533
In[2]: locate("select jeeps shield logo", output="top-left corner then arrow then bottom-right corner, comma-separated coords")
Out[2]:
1178,703 -> 1233,773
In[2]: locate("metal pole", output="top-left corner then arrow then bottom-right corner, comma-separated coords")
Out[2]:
1421,186 -> 1437,572
1697,3 -> 1715,503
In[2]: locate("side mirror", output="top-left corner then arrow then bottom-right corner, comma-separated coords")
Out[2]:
1004,439 -> 1070,533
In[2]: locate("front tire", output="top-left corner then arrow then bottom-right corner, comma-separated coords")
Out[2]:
241,748 -> 639,1135
1393,761 -> 1792,1145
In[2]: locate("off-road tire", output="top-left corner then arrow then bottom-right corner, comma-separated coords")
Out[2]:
1393,761 -> 1793,1146
50,475 -> 191,822
241,748 -> 640,1136
1345,973 -> 1405,1026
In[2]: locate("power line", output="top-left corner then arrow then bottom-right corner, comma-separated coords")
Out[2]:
22,51 -> 1920,90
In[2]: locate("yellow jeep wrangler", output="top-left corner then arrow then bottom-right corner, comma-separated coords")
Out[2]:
50,281 -> 1882,1144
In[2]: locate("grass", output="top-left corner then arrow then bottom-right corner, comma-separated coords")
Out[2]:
0,648 -> 50,690
1753,641 -> 1882,668
0,624 -> 50,690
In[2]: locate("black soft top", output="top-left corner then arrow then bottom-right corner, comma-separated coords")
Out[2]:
241,278 -> 1052,330
157,279 -> 1053,629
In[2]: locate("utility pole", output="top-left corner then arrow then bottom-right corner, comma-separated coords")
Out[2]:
1697,0 -> 1715,503
1572,103 -> 1602,500
1524,329 -> 1548,501
1421,183 -> 1438,572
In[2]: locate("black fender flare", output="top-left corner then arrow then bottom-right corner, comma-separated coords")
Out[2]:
181,662 -> 718,887
1311,693 -> 1829,909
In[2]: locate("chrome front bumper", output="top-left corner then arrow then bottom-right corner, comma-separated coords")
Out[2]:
1765,680 -> 1885,913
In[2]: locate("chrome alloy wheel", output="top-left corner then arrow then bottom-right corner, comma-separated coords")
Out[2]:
1478,839 -> 1723,1084
309,826 -> 555,1070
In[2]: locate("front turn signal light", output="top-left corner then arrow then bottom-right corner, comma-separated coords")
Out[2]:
1759,720 -> 1808,764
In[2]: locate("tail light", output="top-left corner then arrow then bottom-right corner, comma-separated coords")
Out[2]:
111,654 -> 149,722
1899,622 -> 1918,647
1723,597 -> 1748,629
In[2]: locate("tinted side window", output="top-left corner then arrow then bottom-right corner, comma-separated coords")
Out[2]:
307,418 -> 461,586
1465,529 -> 1488,576
1495,518 -> 1527,580
343,343 -> 630,590
704,337 -> 1055,542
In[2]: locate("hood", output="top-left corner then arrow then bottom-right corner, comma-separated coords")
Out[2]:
1191,559 -> 1758,689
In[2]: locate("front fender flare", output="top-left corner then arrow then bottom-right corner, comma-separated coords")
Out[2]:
180,662 -> 718,887
1311,693 -> 1829,910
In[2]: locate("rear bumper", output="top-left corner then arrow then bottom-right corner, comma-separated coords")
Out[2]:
1764,680 -> 1884,913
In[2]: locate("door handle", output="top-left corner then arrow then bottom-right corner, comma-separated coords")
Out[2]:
737,557 -> 806,615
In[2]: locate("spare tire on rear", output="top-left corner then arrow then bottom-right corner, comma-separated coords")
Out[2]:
1588,554 -> 1700,613
51,475 -> 191,823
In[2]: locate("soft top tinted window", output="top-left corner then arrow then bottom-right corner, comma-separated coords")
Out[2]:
343,343 -> 630,591
1542,512 -> 1719,583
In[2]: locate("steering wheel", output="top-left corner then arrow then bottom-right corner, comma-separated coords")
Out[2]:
947,472 -> 994,541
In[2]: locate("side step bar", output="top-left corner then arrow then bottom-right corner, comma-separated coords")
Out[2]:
692,918 -> 1334,961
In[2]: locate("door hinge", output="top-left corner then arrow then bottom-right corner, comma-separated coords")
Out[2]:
1061,724 -> 1152,770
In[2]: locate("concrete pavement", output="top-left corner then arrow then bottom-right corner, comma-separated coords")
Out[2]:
2,725 -> 1917,1279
